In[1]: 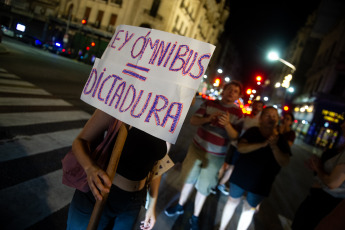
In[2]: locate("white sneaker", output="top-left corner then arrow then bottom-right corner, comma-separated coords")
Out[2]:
217,184 -> 229,196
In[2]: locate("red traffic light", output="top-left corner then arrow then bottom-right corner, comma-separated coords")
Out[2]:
246,88 -> 252,95
91,42 -> 96,47
256,75 -> 262,82
81,19 -> 87,25
86,46 -> 90,51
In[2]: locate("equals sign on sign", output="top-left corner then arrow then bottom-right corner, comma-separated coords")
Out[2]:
122,63 -> 150,81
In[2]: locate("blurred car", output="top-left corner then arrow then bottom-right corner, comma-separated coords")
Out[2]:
200,93 -> 216,101
1,25 -> 15,38
43,41 -> 63,54
17,34 -> 43,48
59,47 -> 74,58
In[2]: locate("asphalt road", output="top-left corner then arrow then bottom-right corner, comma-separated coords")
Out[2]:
0,36 -> 95,114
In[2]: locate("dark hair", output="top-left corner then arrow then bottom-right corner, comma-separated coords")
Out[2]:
252,100 -> 264,106
260,106 -> 278,117
284,112 -> 295,122
139,23 -> 152,29
223,80 -> 243,95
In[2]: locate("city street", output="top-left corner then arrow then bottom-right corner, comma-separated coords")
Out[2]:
0,37 -> 323,230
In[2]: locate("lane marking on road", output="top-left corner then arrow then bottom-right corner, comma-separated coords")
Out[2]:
0,85 -> 51,95
0,78 -> 36,87
0,97 -> 72,106
0,128 -> 82,162
0,170 -> 75,230
0,110 -> 91,127
0,73 -> 21,79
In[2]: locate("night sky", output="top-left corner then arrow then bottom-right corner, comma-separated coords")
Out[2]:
224,0 -> 321,87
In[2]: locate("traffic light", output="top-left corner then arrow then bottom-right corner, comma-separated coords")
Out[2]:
246,88 -> 252,95
256,75 -> 262,85
86,46 -> 90,51
214,78 -> 221,87
91,42 -> 96,47
283,105 -> 289,111
81,19 -> 87,25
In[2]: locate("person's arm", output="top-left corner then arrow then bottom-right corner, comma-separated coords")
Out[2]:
140,175 -> 162,230
190,112 -> 222,126
283,130 -> 295,147
218,112 -> 239,139
268,134 -> 290,167
72,109 -> 113,200
311,158 -> 345,189
270,143 -> 290,167
237,138 -> 267,153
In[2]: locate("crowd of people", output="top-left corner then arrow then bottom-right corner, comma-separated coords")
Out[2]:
63,78 -> 345,230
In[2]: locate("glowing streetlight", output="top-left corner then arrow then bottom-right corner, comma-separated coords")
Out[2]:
217,68 -> 223,74
267,51 -> 296,72
288,87 -> 294,93
225,76 -> 230,82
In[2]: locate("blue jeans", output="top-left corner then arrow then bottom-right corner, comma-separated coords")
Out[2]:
229,183 -> 265,207
67,185 -> 146,230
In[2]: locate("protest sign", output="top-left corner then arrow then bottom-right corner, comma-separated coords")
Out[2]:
81,25 -> 215,144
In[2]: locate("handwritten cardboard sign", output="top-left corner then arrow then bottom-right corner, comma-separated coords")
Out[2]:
81,25 -> 215,143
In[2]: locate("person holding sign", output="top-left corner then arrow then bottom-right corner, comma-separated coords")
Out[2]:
65,24 -> 216,230
66,109 -> 173,230
165,81 -> 244,230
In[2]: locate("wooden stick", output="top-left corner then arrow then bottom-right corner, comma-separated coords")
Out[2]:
87,123 -> 129,230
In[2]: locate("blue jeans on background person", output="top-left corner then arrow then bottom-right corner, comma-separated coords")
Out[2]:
67,185 -> 146,230
229,183 -> 265,207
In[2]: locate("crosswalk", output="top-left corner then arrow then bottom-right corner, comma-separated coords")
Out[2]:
0,68 -> 91,229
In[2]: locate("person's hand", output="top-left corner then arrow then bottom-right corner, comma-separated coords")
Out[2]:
85,165 -> 111,201
208,112 -> 223,123
304,155 -> 321,171
218,112 -> 231,127
140,209 -> 156,230
267,131 -> 279,146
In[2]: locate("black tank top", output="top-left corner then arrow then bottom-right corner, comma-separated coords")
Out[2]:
116,127 -> 167,181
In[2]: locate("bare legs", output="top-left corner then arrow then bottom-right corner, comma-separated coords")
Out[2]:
218,164 -> 234,185
219,198 -> 256,230
194,191 -> 207,216
219,197 -> 241,230
178,183 -> 207,217
237,200 -> 256,230
178,183 -> 194,206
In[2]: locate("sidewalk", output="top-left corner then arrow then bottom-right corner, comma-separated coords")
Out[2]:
294,136 -> 323,156
0,42 -> 9,54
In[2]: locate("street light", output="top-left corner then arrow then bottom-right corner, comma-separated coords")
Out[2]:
267,51 -> 296,72
267,51 -> 297,111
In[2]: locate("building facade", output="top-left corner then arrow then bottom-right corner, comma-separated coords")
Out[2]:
293,15 -> 345,149
267,0 -> 345,150
1,0 -> 229,65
